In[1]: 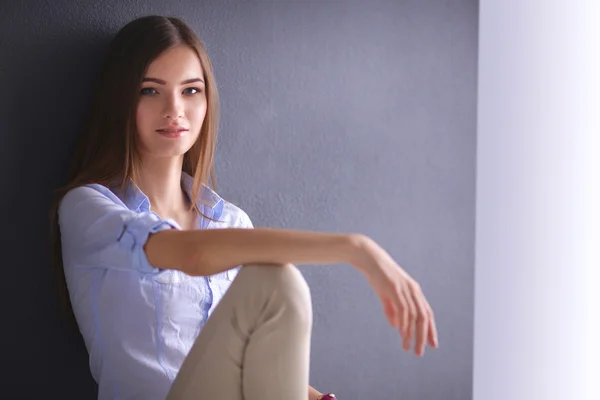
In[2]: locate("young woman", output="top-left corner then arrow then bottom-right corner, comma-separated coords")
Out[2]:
51,15 -> 438,400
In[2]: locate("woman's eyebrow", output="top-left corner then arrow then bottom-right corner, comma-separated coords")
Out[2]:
142,77 -> 205,85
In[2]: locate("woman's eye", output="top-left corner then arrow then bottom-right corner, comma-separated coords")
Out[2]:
183,87 -> 202,95
140,87 -> 157,95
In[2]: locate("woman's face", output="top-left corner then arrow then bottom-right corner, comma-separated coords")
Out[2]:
136,45 -> 207,159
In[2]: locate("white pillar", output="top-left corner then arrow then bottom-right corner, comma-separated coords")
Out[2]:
474,1 -> 599,399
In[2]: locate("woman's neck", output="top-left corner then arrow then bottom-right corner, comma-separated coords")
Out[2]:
135,155 -> 190,217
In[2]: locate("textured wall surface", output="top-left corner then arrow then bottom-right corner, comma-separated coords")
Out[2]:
0,1 -> 478,398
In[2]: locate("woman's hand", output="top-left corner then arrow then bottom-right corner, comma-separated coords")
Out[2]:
351,235 -> 439,356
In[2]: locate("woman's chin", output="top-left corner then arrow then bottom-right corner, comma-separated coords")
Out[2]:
139,139 -> 196,159
142,146 -> 193,160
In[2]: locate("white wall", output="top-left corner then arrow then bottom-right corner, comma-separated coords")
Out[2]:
474,1 -> 599,399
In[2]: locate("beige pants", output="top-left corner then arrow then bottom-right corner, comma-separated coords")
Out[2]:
166,264 -> 313,400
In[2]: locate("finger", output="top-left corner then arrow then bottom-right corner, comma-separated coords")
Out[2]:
401,288 -> 417,352
380,295 -> 397,328
426,306 -> 439,348
410,284 -> 429,356
417,293 -> 438,349
397,291 -> 409,338
384,283 -> 407,336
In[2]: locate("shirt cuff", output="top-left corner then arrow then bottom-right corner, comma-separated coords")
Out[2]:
120,212 -> 180,273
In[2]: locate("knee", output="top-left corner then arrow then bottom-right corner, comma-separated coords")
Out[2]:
272,263 -> 312,329
275,263 -> 312,305
243,263 -> 312,324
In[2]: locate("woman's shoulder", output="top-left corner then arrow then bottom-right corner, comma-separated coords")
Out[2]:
59,182 -> 127,216
220,200 -> 253,229
198,183 -> 253,229
202,192 -> 252,229
62,182 -> 123,202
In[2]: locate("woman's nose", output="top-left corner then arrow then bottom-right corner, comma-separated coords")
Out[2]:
162,94 -> 184,119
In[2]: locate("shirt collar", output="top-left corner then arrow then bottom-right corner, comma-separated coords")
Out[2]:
114,172 -> 224,213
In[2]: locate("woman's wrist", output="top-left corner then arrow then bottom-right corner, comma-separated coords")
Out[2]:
346,233 -> 375,274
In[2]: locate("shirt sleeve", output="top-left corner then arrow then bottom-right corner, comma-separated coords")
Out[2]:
58,184 -> 180,274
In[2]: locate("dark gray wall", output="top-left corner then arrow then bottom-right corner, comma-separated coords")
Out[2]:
0,1 -> 477,398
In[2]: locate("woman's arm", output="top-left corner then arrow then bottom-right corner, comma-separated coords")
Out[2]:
144,228 -> 365,276
146,226 -> 439,357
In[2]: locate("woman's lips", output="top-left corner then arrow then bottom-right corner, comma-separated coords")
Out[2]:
156,128 -> 189,138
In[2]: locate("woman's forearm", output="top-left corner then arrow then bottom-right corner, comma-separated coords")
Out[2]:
145,227 -> 368,276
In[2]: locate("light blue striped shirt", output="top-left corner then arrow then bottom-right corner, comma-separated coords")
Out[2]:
58,172 -> 253,400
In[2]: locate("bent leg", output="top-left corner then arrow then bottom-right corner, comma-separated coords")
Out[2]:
166,264 -> 313,400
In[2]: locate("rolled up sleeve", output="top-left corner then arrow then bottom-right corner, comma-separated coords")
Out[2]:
58,185 -> 180,274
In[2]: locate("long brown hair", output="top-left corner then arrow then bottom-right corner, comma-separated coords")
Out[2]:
50,15 -> 221,322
